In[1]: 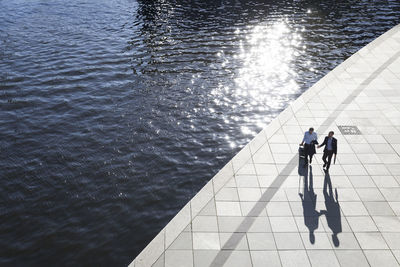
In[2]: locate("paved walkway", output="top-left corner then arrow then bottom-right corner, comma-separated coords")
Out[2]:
130,24 -> 400,267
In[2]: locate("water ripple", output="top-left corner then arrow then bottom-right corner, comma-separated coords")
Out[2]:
1,0 -> 400,266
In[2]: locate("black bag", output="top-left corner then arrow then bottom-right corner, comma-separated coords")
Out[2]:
298,146 -> 305,158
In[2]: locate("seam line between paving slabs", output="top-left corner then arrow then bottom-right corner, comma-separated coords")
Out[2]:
209,39 -> 400,267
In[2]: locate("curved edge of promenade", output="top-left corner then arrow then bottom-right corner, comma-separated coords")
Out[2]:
130,24 -> 400,267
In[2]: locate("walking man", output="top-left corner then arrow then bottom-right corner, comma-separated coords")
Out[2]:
300,127 -> 318,166
318,131 -> 337,172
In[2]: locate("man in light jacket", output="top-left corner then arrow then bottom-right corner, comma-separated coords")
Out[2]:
300,127 -> 318,166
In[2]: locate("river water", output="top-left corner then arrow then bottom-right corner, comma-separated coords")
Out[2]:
1,0 -> 399,266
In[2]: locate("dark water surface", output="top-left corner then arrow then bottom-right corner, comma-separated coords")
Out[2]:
1,0 -> 399,266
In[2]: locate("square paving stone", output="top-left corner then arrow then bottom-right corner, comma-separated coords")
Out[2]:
371,175 -> 399,187
165,250 -> 193,267
216,202 -> 242,216
328,165 -> 346,176
253,146 -> 274,164
269,134 -> 287,143
217,216 -> 271,233
350,144 -> 374,154
192,250 -> 215,267
269,144 -> 292,154
329,175 -> 353,188
364,250 -> 399,267
237,188 -> 262,201
194,250 -> 251,267
218,251 -> 253,267
357,154 -> 382,164
337,154 -> 361,164
219,233 -> 248,250
192,233 -> 220,250
246,233 -> 276,250
388,164 -> 400,175
389,202 -> 400,215
250,251 -> 281,267
364,201 -> 395,216
273,153 -> 296,164
364,134 -> 387,143
354,232 -> 389,249
372,144 -> 396,154
215,188 -> 239,201
342,164 -> 368,175
307,250 -> 340,267
336,188 -> 361,201
340,202 -> 369,216
382,232 -> 400,249
334,250 -> 370,267
348,175 -> 376,188
152,254 -> 164,267
254,164 -> 279,176
224,177 -> 237,187
289,202 -> 303,216
356,188 -> 385,201
372,216 -> 400,232
266,201 -> 293,216
346,216 -> 378,232
257,175 -> 276,187
380,188 -> 400,201
392,250 -> 400,263
262,188 -> 288,201
199,199 -> 216,216
270,216 -> 299,232
192,216 -> 219,232
394,144 -> 400,154
236,163 -> 256,175
383,134 -> 400,144
274,232 -> 304,249
235,175 -> 259,187
169,232 -> 193,250
240,201 -> 267,216
278,250 -> 311,267
364,164 -> 391,175
377,153 -> 400,164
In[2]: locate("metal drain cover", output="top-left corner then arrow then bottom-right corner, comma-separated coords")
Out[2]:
338,125 -> 361,135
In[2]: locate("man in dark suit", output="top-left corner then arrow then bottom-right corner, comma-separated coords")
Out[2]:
317,131 -> 337,172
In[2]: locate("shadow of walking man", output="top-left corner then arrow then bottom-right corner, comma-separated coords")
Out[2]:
299,165 -> 321,244
320,172 -> 342,247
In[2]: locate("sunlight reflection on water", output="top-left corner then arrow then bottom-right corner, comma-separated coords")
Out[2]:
236,20 -> 302,107
211,20 -> 305,138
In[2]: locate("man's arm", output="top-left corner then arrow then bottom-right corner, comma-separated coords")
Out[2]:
300,132 -> 306,146
318,137 -> 327,148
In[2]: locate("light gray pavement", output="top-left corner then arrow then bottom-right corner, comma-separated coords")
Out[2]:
130,24 -> 400,267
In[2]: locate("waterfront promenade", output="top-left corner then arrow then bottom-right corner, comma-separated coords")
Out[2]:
130,24 -> 400,267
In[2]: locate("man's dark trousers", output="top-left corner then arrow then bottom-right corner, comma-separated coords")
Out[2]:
303,144 -> 314,165
323,150 -> 334,169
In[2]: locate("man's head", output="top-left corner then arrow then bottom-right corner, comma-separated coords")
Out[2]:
309,127 -> 314,134
328,131 -> 334,137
